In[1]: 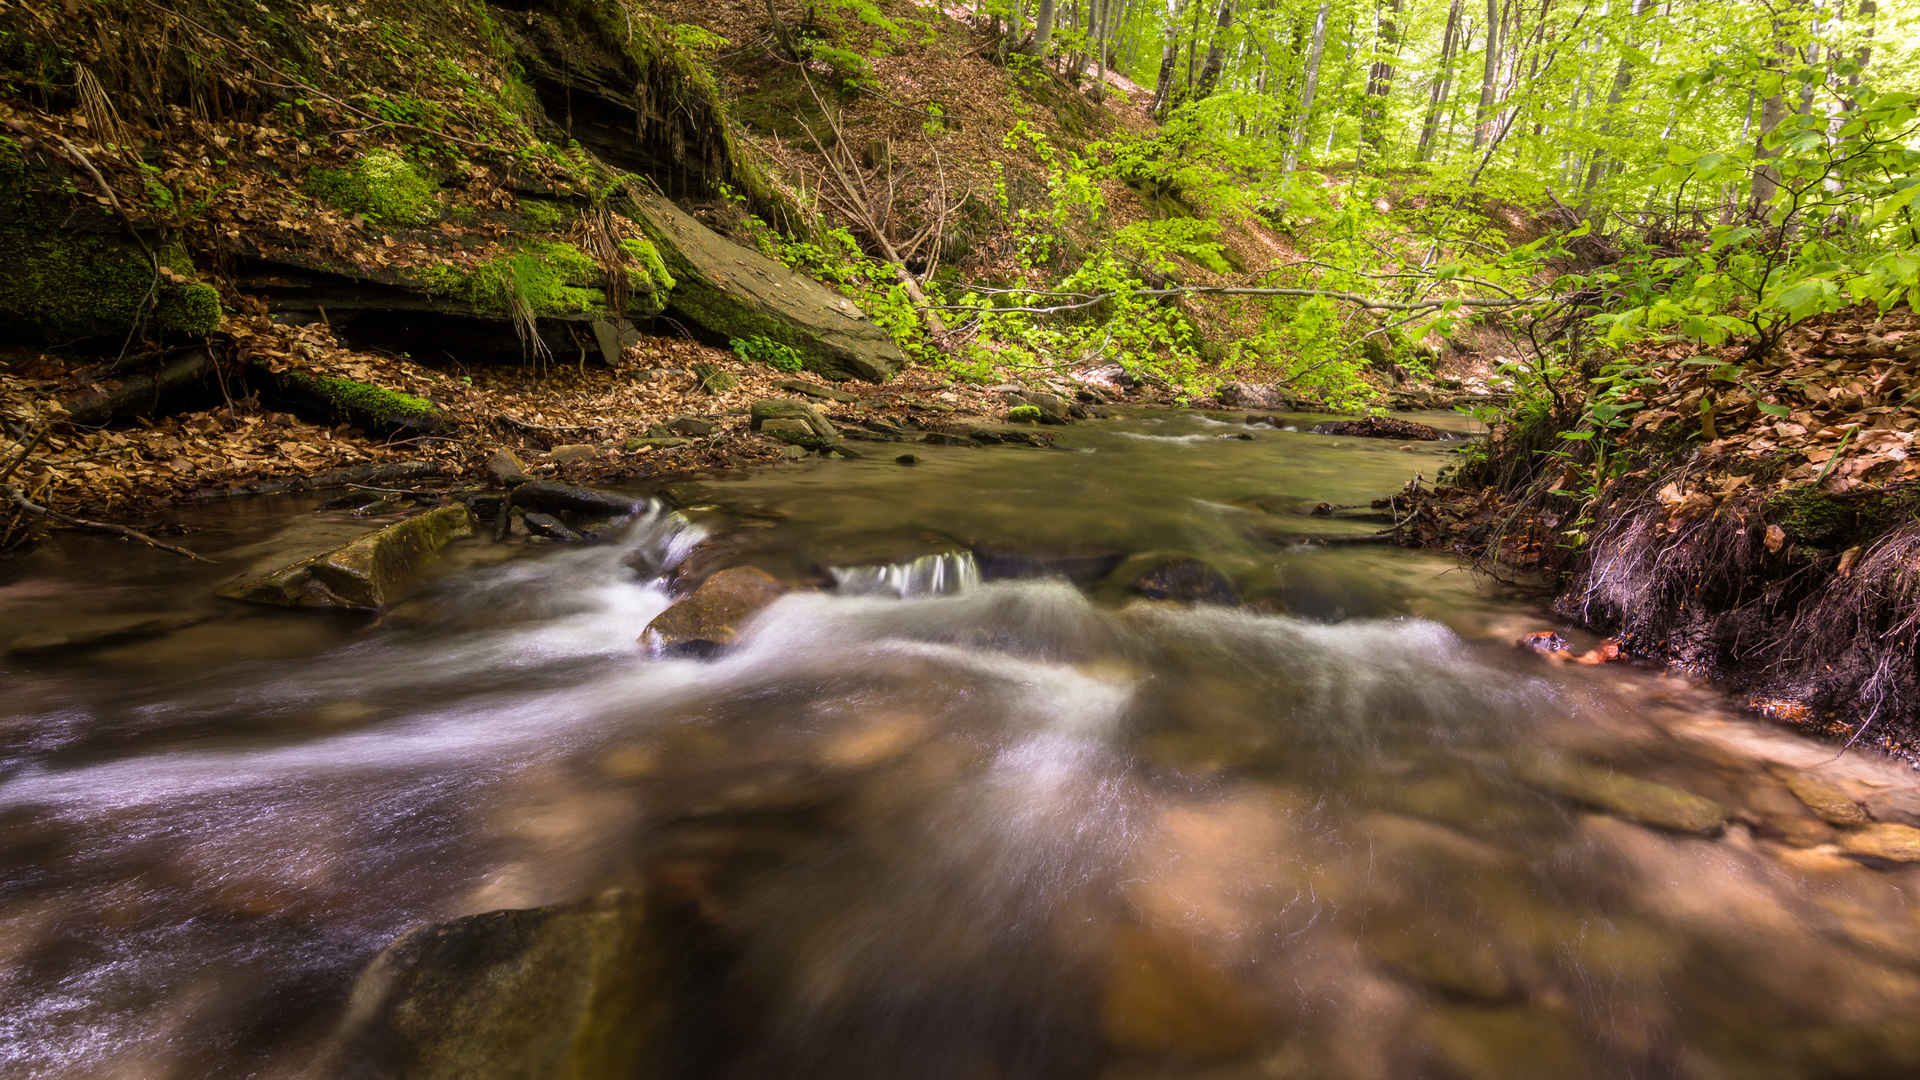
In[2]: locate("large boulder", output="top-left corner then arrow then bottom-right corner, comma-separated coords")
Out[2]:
321,891 -> 665,1080
631,189 -> 904,382
639,565 -> 790,655
220,505 -> 473,611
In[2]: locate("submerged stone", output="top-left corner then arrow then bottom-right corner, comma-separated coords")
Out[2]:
1839,823 -> 1920,864
638,565 -> 788,655
1099,923 -> 1266,1059
1776,768 -> 1871,828
220,505 -> 474,611
1516,754 -> 1728,834
322,891 -> 664,1079
1103,552 -> 1239,606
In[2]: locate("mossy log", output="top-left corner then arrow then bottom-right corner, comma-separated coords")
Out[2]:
65,350 -> 218,425
251,362 -> 445,434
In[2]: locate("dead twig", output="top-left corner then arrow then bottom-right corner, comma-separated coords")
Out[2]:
3,486 -> 211,561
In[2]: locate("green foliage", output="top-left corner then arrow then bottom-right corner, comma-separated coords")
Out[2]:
305,148 -> 438,225
730,333 -> 806,371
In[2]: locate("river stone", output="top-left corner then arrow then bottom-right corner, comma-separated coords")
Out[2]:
1839,823 -> 1920,864
750,397 -> 837,438
323,891 -> 663,1079
760,416 -> 829,451
639,566 -> 788,655
509,481 -> 639,519
220,504 -> 473,611
545,443 -> 601,464
665,415 -> 717,436
631,187 -> 904,382
1776,768 -> 1872,827
1099,923 -> 1266,1059
1105,553 -> 1239,606
689,361 -> 737,394
522,512 -> 583,542
1310,417 -> 1445,440
486,448 -> 531,487
1413,1004 -> 1581,1080
1365,921 -> 1515,1002
624,436 -> 693,450
1516,754 -> 1729,834
6,611 -> 210,656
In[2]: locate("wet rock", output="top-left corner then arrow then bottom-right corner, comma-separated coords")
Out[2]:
1099,924 -> 1266,1059
1310,417 -> 1445,441
894,453 -> 918,465
1516,754 -> 1728,834
508,481 -> 639,519
485,448 -> 531,487
760,416 -> 829,451
665,415 -> 717,437
1003,390 -> 1071,424
6,612 -> 210,656
1839,823 -> 1920,864
544,443 -> 601,464
1106,553 -> 1239,606
1365,922 -> 1515,1002
639,565 -> 789,655
522,512 -> 583,542
817,711 -> 932,770
776,378 -> 856,402
1215,381 -> 1290,409
323,892 -> 664,1080
1776,767 -> 1871,828
750,398 -> 837,439
632,187 -> 905,382
220,504 -> 474,611
1412,1005 -> 1581,1080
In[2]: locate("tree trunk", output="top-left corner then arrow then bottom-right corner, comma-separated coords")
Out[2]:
1578,0 -> 1654,207
1749,3 -> 1797,210
1361,0 -> 1404,158
1416,0 -> 1464,163
1284,0 -> 1332,172
1194,1 -> 1236,98
1027,0 -> 1058,56
1150,38 -> 1181,117
1471,0 -> 1501,148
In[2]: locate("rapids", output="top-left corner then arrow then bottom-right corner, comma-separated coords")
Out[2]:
2,409 -> 1917,1079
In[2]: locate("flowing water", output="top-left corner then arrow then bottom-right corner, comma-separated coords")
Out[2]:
2,409 -> 1918,1079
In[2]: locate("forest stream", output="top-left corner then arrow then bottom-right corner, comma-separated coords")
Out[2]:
4,410 -> 1919,1079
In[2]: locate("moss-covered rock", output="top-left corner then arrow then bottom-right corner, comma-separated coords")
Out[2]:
0,227 -> 222,341
322,891 -> 665,1079
631,189 -> 903,382
221,504 -> 474,611
305,148 -> 438,225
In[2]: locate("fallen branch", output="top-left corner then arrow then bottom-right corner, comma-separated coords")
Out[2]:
4,486 -> 212,561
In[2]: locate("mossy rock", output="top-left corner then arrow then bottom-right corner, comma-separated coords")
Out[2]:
631,189 -> 903,382
306,148 -> 438,225
638,565 -> 789,655
0,226 -> 221,342
322,891 -> 665,1079
221,505 -> 474,611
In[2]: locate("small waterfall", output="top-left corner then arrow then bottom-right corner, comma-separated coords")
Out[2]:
829,550 -> 981,597
621,499 -> 707,578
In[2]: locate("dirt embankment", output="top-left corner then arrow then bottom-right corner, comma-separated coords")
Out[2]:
1400,306 -> 1920,759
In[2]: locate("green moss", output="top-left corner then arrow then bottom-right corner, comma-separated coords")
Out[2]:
417,241 -> 606,316
1008,404 -> 1044,423
306,148 -> 438,225
519,197 -> 572,230
618,236 -> 675,293
0,226 -> 222,341
286,369 -> 438,425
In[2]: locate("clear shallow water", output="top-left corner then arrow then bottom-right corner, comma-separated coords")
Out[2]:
1,410 -> 1917,1079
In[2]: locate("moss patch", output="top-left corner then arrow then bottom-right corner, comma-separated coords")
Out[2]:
278,367 -> 440,430
619,236 -> 674,295
0,226 -> 222,341
1768,484 -> 1920,550
418,241 -> 606,317
306,148 -> 438,225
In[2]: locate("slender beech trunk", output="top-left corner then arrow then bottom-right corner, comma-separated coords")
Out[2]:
1195,0 -> 1236,98
1417,0 -> 1464,163
1749,2 -> 1797,210
1579,0 -> 1654,206
1361,0 -> 1404,158
1285,0 -> 1332,172
1027,0 -> 1058,56
1472,0 -> 1501,148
